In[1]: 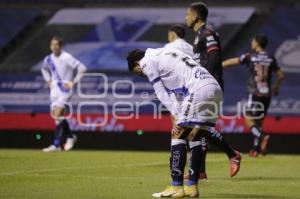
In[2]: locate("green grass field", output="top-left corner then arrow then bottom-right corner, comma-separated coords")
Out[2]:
0,150 -> 299,199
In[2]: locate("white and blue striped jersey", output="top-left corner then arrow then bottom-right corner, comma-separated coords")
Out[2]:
139,48 -> 218,115
41,51 -> 86,92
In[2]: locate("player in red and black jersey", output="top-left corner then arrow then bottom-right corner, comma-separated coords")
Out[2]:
187,3 -> 224,90
183,2 -> 241,183
223,34 -> 284,157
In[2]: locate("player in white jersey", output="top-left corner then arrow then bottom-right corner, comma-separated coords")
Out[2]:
127,48 -> 241,198
164,24 -> 194,57
41,36 -> 87,152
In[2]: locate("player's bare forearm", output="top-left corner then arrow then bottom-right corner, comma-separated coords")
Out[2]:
222,57 -> 240,68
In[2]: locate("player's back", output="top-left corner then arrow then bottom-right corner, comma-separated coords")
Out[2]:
152,48 -> 218,93
240,51 -> 278,96
164,38 -> 194,57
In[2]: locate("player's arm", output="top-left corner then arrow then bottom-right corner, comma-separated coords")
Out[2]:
223,53 -> 251,69
142,55 -> 180,116
41,58 -> 52,88
73,62 -> 87,84
66,55 -> 87,88
272,68 -> 284,96
205,34 -> 221,73
152,80 -> 180,117
222,57 -> 240,68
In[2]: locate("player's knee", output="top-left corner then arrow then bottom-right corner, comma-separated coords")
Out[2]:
187,128 -> 206,141
171,138 -> 187,146
54,117 -> 64,125
51,106 -> 65,119
172,127 -> 189,139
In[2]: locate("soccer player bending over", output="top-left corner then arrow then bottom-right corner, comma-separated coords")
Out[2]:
127,48 -> 241,198
223,34 -> 284,157
41,36 -> 87,152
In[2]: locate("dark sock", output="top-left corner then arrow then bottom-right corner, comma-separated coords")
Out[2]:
250,125 -> 263,152
170,139 -> 187,186
53,121 -> 63,147
199,137 -> 207,174
188,141 -> 202,185
61,119 -> 73,138
206,128 -> 236,158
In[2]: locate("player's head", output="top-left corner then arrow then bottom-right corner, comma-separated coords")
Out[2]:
168,24 -> 186,42
127,49 -> 146,76
186,2 -> 208,29
251,34 -> 268,51
50,36 -> 63,55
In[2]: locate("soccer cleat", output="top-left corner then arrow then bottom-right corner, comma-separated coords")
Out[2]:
42,145 -> 61,152
152,186 -> 184,198
249,150 -> 259,157
184,185 -> 199,198
184,172 -> 207,180
64,135 -> 77,151
260,135 -> 270,156
230,151 -> 242,177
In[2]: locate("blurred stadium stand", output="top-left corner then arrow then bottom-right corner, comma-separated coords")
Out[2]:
0,9 -> 40,49
0,0 -> 300,152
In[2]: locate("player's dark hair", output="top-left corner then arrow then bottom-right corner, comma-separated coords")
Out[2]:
189,2 -> 208,22
51,36 -> 63,46
127,49 -> 145,72
169,24 -> 186,38
254,34 -> 268,49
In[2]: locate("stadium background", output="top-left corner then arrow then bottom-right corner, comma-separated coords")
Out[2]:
0,0 -> 299,153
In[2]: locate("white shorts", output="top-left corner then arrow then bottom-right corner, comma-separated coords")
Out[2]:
176,83 -> 223,128
50,83 -> 72,110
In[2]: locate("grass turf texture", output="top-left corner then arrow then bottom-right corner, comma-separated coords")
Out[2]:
0,150 -> 299,199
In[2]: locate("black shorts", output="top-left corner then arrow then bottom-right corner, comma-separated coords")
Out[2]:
246,94 -> 271,119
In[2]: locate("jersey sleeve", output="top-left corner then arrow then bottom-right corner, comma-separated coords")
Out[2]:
41,57 -> 51,82
152,80 -> 181,116
239,53 -> 251,65
139,56 -> 160,84
205,32 -> 220,53
66,54 -> 87,83
67,54 -> 84,69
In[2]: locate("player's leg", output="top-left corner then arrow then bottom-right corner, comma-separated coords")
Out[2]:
153,127 -> 189,198
62,106 -> 76,151
198,136 -> 207,178
188,125 -> 241,177
56,95 -> 76,151
184,128 -> 205,198
184,136 -> 207,181
193,83 -> 241,177
246,117 -> 263,156
42,105 -> 65,152
246,95 -> 271,156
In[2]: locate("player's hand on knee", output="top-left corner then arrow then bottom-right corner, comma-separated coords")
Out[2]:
172,124 -> 182,138
187,128 -> 203,141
